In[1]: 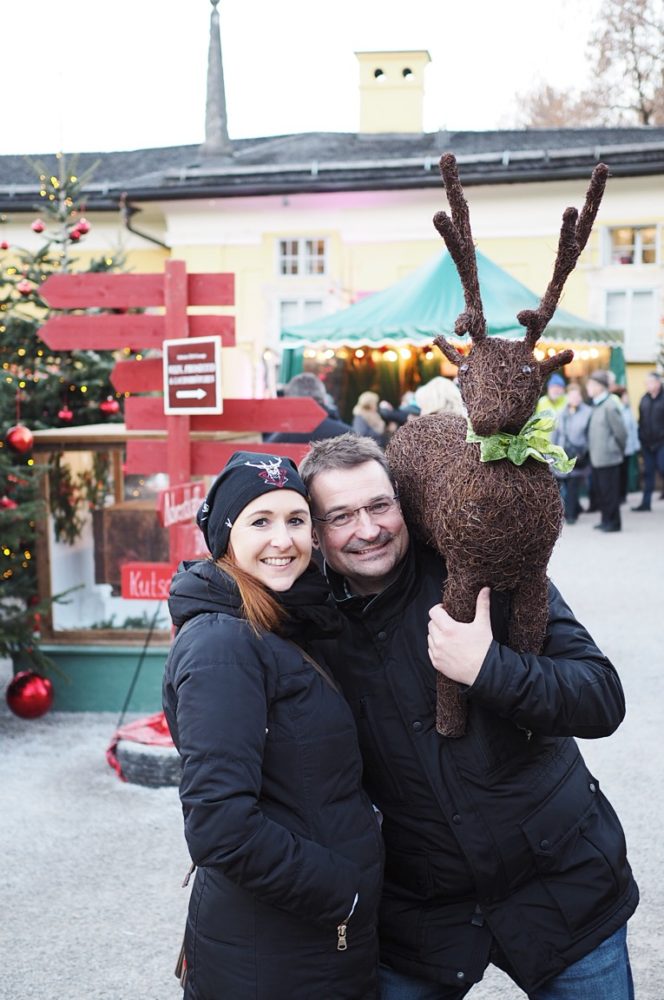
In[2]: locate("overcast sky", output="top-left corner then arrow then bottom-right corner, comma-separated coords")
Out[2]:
1,0 -> 602,156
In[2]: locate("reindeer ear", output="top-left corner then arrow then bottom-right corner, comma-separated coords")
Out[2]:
540,349 -> 574,378
434,335 -> 465,367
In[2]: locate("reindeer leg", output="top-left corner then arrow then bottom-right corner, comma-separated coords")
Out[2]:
508,570 -> 549,654
435,572 -> 479,738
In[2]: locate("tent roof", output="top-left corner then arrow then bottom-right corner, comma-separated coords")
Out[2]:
280,250 -> 622,348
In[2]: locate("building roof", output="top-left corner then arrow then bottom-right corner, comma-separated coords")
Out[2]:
2,126 -> 664,210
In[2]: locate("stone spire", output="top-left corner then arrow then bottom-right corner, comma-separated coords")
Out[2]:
201,0 -> 233,158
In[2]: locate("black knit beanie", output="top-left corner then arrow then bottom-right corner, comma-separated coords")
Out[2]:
196,451 -> 309,560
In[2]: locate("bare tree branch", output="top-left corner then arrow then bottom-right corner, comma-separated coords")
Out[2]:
519,0 -> 664,127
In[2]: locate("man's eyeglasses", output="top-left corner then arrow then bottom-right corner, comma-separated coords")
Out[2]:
312,496 -> 400,531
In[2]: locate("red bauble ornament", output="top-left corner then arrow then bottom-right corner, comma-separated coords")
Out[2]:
76,217 -> 90,234
5,424 -> 34,454
0,240 -> 9,250
58,404 -> 74,422
6,671 -> 54,719
31,219 -> 45,233
100,396 -> 120,414
69,227 -> 81,242
16,279 -> 33,296
0,495 -> 18,509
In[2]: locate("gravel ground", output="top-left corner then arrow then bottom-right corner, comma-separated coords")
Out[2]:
1,493 -> 661,1000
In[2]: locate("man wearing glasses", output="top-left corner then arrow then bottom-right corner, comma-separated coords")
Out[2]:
299,434 -> 637,1000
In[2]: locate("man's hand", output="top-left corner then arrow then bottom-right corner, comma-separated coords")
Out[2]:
427,587 -> 493,686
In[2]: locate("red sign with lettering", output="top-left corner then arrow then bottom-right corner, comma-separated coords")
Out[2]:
163,336 -> 223,415
172,522 -> 210,564
157,481 -> 206,527
121,562 -> 176,601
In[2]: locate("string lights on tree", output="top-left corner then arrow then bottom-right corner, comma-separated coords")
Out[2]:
0,153 -> 128,676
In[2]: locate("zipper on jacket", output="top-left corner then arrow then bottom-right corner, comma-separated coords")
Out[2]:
337,892 -> 359,951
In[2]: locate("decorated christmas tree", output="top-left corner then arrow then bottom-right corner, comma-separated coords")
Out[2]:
0,154 -> 125,670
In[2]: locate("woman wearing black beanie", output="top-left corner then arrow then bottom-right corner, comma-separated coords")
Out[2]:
163,451 -> 383,999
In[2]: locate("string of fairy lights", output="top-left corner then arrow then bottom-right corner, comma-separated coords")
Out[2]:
300,342 -> 605,369
0,156 -> 129,587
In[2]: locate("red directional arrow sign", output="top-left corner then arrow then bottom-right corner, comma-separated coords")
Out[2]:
39,313 -> 235,351
40,272 -> 233,308
125,440 -> 310,476
38,270 -> 235,351
124,395 -> 326,433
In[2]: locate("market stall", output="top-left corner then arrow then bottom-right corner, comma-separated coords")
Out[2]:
280,251 -> 624,420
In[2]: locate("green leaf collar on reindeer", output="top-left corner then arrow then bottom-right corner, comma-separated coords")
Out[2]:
466,410 -> 576,474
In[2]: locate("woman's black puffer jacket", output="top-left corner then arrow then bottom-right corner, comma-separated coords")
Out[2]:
163,560 -> 384,1000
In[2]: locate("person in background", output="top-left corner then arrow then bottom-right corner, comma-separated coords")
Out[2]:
414,375 -> 464,416
266,372 -> 352,444
552,382 -> 592,524
162,451 -> 383,1000
586,370 -> 627,533
352,390 -> 387,446
378,400 -> 421,441
612,386 -> 640,505
535,371 -> 567,420
631,371 -> 664,511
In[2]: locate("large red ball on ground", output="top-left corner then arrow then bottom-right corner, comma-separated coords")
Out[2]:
6,671 -> 54,718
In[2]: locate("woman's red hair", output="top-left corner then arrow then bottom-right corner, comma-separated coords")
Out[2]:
215,554 -> 286,634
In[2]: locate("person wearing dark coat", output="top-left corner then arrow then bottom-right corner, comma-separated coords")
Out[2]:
632,370 -> 664,511
300,434 -> 638,1000
162,451 -> 383,1000
266,372 -> 353,443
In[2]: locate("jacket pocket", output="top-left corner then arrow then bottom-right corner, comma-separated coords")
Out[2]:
520,755 -> 629,936
521,755 -> 598,867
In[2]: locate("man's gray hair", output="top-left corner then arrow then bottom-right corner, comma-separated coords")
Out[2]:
284,372 -> 327,405
299,432 -> 393,491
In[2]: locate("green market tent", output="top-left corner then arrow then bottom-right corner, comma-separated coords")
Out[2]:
281,250 -> 623,349
279,250 -> 625,400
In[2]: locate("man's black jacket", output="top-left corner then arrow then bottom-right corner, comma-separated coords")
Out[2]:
638,388 -> 664,449
320,543 -> 638,993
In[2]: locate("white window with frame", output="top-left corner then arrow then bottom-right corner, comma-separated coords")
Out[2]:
605,225 -> 657,266
279,298 -> 325,331
278,238 -> 327,276
605,288 -> 658,362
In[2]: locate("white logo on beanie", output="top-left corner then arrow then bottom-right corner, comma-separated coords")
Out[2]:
243,457 -> 289,488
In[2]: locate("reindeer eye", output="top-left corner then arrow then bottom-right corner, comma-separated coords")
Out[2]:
459,363 -> 469,373
521,365 -> 533,374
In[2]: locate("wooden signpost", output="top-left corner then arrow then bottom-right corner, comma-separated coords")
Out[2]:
40,260 -> 325,599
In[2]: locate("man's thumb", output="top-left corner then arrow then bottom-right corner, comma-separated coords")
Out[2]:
475,586 -> 491,621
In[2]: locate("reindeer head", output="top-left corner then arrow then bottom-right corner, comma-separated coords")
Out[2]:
432,154 -> 608,437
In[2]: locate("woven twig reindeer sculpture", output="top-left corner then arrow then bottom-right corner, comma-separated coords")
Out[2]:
387,153 -> 609,737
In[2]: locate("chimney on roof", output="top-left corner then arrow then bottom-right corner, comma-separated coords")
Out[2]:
355,50 -> 430,133
201,0 -> 233,158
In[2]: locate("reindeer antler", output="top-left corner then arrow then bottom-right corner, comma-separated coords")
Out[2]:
518,163 -> 609,348
433,153 -> 487,347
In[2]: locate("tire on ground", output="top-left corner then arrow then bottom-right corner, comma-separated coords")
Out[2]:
115,740 -> 182,788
